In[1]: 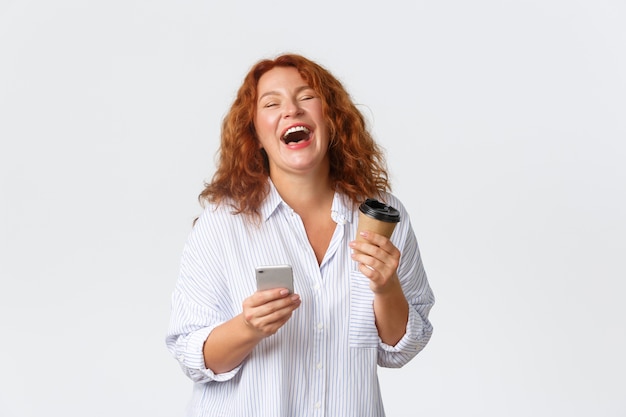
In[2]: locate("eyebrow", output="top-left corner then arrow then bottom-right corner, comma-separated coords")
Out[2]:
258,85 -> 314,102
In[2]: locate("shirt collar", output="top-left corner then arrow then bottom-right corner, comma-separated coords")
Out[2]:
330,192 -> 354,225
259,180 -> 284,222
259,179 -> 356,225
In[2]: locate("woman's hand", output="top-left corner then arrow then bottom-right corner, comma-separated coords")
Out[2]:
203,289 -> 300,373
350,230 -> 401,293
350,230 -> 409,346
242,288 -> 301,338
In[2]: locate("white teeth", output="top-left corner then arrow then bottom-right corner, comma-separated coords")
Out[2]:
283,126 -> 310,139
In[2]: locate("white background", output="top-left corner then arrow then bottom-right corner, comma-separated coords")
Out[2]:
1,1 -> 625,416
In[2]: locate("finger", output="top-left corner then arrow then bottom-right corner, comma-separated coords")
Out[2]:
361,230 -> 388,246
247,297 -> 301,335
251,288 -> 292,306
350,238 -> 391,259
255,293 -> 301,318
357,261 -> 376,278
351,246 -> 391,271
356,263 -> 401,294
353,231 -> 401,258
264,301 -> 300,325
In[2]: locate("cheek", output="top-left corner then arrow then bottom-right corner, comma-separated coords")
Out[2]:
253,120 -> 273,150
254,114 -> 275,137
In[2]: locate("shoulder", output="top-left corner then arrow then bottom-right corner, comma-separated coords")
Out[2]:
190,200 -> 251,237
378,192 -> 410,220
375,192 -> 417,244
196,200 -> 236,222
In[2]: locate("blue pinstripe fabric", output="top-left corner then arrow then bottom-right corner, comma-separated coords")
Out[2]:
166,182 -> 434,417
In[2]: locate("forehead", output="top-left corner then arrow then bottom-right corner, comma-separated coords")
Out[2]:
257,66 -> 310,93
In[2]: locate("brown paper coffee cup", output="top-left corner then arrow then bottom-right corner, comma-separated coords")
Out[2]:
355,199 -> 400,251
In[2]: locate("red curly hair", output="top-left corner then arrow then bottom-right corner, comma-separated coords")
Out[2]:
199,53 -> 390,220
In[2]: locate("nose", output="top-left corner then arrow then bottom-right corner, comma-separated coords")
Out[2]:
283,99 -> 303,117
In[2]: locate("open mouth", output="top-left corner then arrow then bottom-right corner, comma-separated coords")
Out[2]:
282,126 -> 311,144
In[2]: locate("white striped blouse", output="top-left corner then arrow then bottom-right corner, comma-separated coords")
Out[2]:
165,182 -> 434,417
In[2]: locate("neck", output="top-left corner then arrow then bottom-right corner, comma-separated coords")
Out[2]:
270,170 -> 334,215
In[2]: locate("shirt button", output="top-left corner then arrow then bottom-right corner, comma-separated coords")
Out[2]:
313,283 -> 320,290
317,322 -> 323,330
316,362 -> 323,370
314,402 -> 321,409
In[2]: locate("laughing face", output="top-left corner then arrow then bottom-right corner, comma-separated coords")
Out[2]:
254,66 -> 330,179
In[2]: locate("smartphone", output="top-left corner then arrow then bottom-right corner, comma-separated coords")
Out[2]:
255,264 -> 294,294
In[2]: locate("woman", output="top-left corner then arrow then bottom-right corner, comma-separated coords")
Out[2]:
166,53 -> 434,416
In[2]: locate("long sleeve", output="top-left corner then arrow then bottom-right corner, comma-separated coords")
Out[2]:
164,186 -> 435,416
377,217 -> 434,367
165,213 -> 241,383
